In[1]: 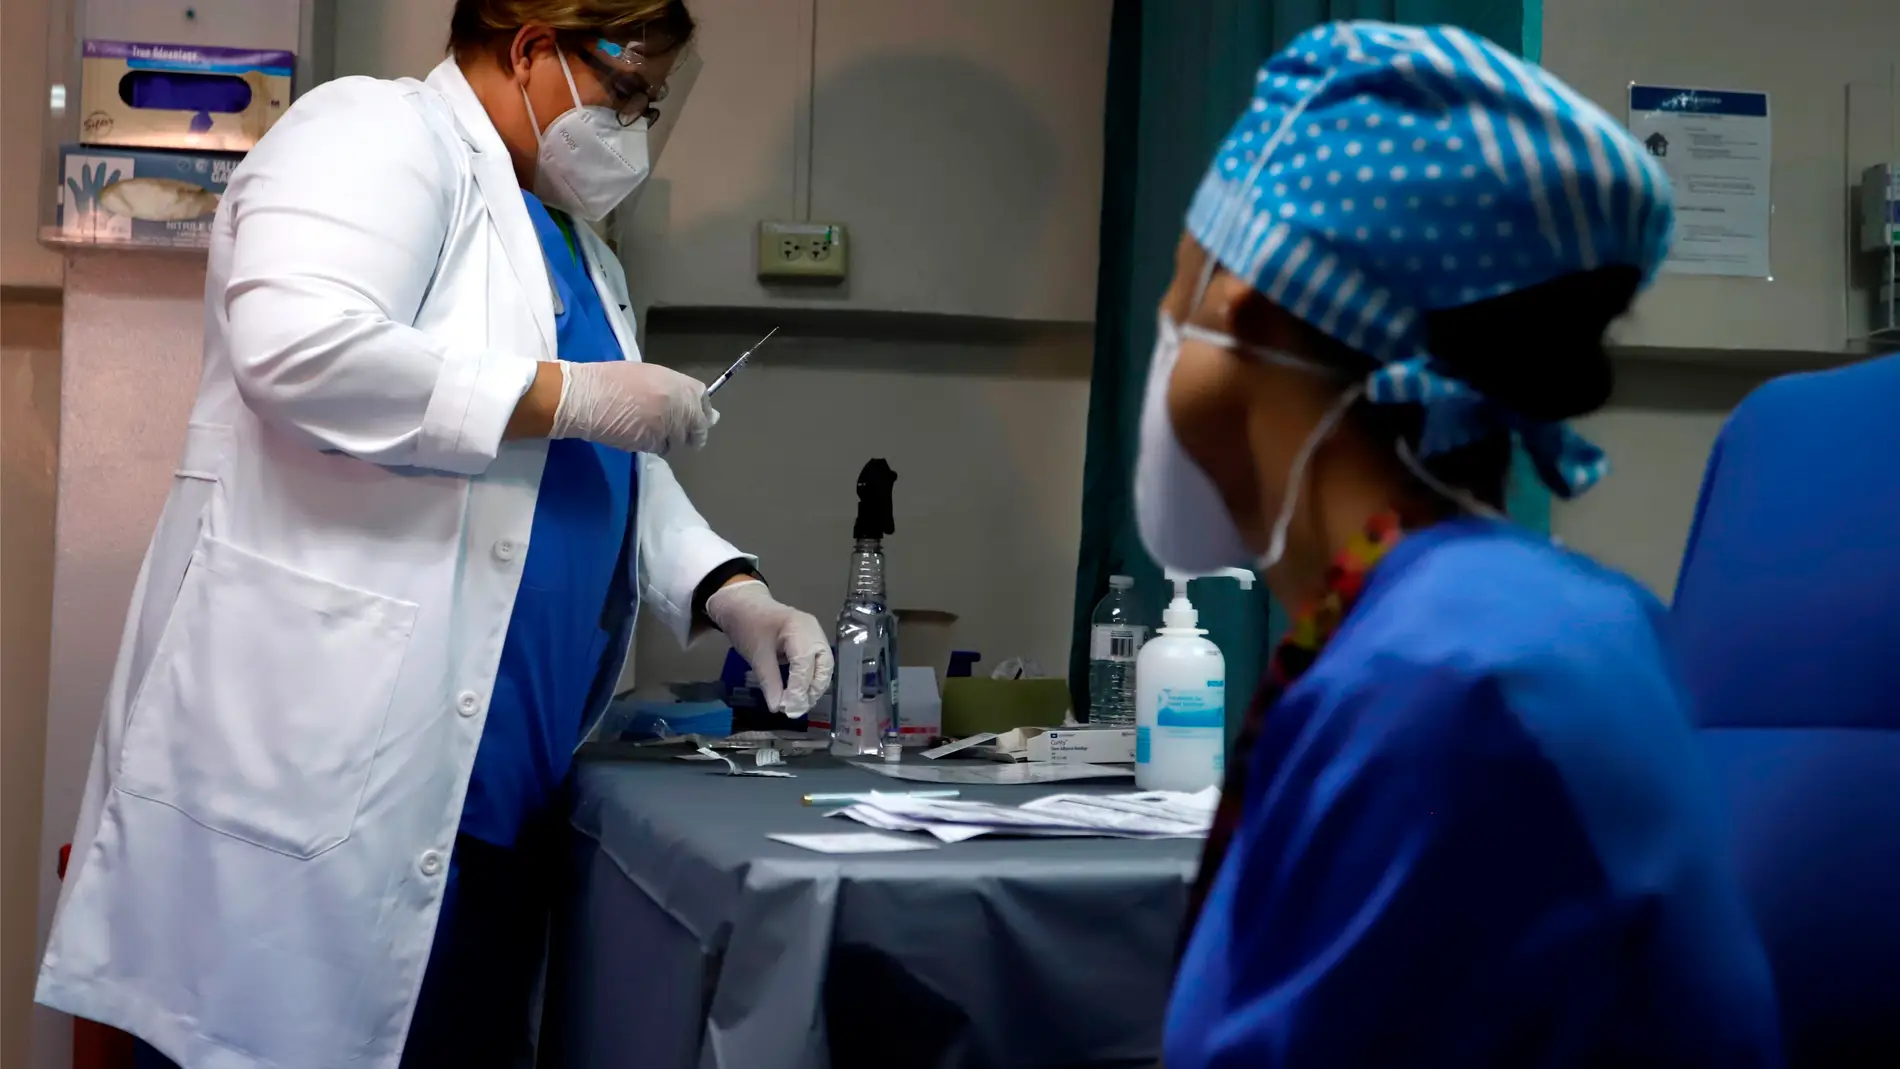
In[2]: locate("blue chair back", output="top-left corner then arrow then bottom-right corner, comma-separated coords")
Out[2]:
1673,354 -> 1900,1067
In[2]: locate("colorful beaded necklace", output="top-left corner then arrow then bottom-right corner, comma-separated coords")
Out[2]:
1182,510 -> 1408,939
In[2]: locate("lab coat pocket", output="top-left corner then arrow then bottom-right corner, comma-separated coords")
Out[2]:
117,534 -> 419,859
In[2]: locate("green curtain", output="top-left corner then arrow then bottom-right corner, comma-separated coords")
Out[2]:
1069,0 -> 1536,734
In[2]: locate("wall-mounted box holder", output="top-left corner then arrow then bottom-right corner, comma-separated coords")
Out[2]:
80,40 -> 294,152
38,1 -> 336,253
1861,164 -> 1900,343
56,144 -> 237,250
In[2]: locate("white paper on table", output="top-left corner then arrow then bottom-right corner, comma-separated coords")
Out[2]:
826,786 -> 1220,842
919,732 -> 999,760
1018,787 -> 1219,837
828,805 -> 992,843
767,832 -> 940,854
854,761 -> 1132,785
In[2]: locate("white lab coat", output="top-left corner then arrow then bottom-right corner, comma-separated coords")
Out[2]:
37,59 -> 747,1069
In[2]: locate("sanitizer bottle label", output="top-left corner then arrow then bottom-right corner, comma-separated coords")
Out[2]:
1155,683 -> 1225,728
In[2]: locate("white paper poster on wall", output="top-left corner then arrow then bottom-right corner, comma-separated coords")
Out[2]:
1627,85 -> 1772,278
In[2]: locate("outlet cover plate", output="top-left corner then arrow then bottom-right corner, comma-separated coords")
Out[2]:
757,220 -> 848,283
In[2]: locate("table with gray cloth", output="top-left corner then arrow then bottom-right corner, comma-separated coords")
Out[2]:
539,755 -> 1200,1069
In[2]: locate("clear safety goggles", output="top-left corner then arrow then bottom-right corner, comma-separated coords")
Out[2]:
575,36 -> 698,127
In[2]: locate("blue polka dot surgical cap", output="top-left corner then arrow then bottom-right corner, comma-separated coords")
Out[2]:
1188,21 -> 1675,499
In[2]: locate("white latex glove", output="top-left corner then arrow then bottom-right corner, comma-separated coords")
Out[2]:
549,361 -> 718,455
704,579 -> 834,717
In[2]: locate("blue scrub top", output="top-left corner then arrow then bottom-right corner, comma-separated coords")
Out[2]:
1166,519 -> 1782,1068
459,194 -> 636,848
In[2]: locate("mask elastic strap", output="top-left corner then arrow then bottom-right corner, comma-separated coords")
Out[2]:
521,85 -> 543,140
1179,323 -> 1343,379
1394,437 -> 1510,523
1262,381 -> 1365,571
555,45 -> 587,111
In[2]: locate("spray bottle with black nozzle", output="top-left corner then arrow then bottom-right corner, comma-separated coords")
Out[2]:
830,459 -> 900,757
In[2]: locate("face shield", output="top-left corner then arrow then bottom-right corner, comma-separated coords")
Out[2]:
576,35 -> 701,167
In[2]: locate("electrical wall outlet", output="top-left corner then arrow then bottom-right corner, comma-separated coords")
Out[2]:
757,220 -> 848,283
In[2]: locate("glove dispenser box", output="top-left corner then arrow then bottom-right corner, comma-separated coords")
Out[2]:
80,40 -> 294,152
56,144 -> 236,249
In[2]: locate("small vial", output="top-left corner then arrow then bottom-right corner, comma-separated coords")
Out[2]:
881,731 -> 903,762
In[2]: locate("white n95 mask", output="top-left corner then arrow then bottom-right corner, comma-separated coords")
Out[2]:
1134,312 -> 1365,575
522,47 -> 652,222
1134,313 -> 1258,574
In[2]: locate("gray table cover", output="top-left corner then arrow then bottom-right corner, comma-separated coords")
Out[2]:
540,755 -> 1199,1069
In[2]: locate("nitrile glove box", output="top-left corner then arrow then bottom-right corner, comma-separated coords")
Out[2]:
81,40 -> 294,152
57,145 -> 236,249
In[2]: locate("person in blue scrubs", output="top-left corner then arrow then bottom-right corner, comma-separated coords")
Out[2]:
134,6 -> 839,1068
133,160 -> 747,1069
1133,23 -> 1783,1067
394,192 -> 638,1067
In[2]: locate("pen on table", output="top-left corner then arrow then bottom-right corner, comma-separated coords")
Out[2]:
706,326 -> 779,396
802,790 -> 961,806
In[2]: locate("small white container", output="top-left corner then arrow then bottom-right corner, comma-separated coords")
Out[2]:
1134,569 -> 1253,792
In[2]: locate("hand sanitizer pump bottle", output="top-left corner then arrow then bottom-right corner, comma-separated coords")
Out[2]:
1134,568 -> 1254,791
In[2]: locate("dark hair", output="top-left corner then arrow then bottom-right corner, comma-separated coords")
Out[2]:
1303,265 -> 1639,510
448,0 -> 695,68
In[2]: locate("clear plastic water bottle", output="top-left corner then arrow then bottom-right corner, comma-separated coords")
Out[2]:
832,538 -> 898,756
1088,575 -> 1147,727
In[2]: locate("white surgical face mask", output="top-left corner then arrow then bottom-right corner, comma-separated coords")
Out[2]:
1134,313 -> 1258,574
521,48 -> 651,222
1134,312 -> 1364,575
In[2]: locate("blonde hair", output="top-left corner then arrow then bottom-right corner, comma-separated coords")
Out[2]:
448,0 -> 694,64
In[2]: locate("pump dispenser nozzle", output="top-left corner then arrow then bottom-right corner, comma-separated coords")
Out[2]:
1159,567 -> 1257,632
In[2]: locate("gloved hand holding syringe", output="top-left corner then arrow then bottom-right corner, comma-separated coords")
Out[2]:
545,326 -> 777,455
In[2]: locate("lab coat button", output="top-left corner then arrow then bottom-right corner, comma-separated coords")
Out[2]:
457,691 -> 481,717
418,851 -> 444,877
493,539 -> 518,562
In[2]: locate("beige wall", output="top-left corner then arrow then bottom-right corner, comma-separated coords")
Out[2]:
1544,0 -> 1900,597
2,0 -> 64,289
630,323 -> 1090,692
2,290 -> 59,1069
32,253 -> 207,1069
1559,398 -> 1729,597
333,0 -> 455,80
3,0 -> 63,1060
1542,0 -> 1898,354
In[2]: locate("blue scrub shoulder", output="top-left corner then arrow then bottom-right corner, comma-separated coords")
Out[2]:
1300,520 -> 1734,888
1165,518 -> 1781,1068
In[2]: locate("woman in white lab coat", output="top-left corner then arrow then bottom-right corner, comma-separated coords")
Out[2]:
37,3 -> 832,1067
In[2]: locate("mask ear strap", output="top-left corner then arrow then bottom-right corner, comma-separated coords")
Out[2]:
1262,381 -> 1365,571
520,84 -> 543,138
555,44 -> 587,110
1179,323 -> 1345,379
1394,437 -> 1510,523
